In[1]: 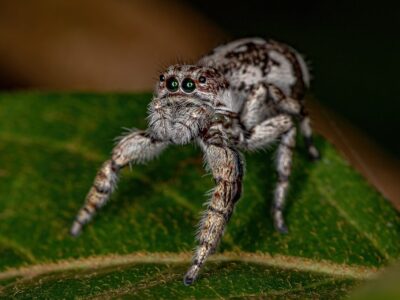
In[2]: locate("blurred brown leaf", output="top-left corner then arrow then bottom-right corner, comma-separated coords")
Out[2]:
0,0 -> 226,90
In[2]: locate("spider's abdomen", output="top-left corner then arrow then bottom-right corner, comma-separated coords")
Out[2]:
198,37 -> 310,101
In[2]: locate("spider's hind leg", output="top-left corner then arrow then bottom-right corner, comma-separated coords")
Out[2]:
299,107 -> 320,161
244,114 -> 295,234
272,126 -> 296,234
268,84 -> 320,161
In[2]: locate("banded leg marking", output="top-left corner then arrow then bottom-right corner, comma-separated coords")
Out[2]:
269,83 -> 320,160
70,130 -> 167,236
245,114 -> 293,150
70,160 -> 119,236
299,110 -> 320,160
184,144 -> 243,285
272,126 -> 296,233
268,84 -> 301,115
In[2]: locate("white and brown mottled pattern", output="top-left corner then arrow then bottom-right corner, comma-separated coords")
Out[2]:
70,37 -> 320,285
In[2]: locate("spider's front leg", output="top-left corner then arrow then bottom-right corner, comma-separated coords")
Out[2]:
70,130 -> 167,236
184,141 -> 244,285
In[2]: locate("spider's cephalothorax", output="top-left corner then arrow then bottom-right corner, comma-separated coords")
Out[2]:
148,65 -> 229,144
70,37 -> 320,285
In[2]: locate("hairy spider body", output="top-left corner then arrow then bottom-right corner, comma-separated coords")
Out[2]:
70,37 -> 320,285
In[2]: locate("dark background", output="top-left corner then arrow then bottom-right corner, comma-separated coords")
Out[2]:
188,0 -> 400,157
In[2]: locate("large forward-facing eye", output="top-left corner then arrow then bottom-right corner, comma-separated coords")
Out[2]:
166,77 -> 179,92
182,78 -> 196,93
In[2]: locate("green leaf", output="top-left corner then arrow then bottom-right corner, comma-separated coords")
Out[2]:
0,93 -> 399,298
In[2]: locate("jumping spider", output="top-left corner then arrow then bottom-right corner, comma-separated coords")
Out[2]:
70,38 -> 320,285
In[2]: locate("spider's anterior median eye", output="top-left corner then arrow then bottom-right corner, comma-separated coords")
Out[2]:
182,78 -> 196,93
166,77 -> 179,92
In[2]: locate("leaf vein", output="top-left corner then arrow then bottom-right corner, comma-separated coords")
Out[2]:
0,251 -> 378,283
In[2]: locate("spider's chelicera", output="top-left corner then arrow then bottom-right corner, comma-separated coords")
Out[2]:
70,37 -> 320,285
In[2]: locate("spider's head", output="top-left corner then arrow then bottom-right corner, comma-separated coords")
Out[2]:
148,65 -> 228,144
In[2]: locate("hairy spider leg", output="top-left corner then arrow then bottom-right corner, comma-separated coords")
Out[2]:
299,108 -> 320,160
268,84 -> 320,161
244,114 -> 295,233
184,143 -> 243,285
70,130 -> 167,236
240,83 -> 270,129
272,126 -> 296,233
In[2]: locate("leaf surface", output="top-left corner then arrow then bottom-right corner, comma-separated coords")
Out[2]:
0,93 -> 399,298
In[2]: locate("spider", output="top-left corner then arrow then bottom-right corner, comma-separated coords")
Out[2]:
70,37 -> 320,285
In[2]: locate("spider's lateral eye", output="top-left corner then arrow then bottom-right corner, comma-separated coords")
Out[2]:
166,77 -> 179,92
199,76 -> 206,83
182,78 -> 196,93
159,74 -> 165,82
